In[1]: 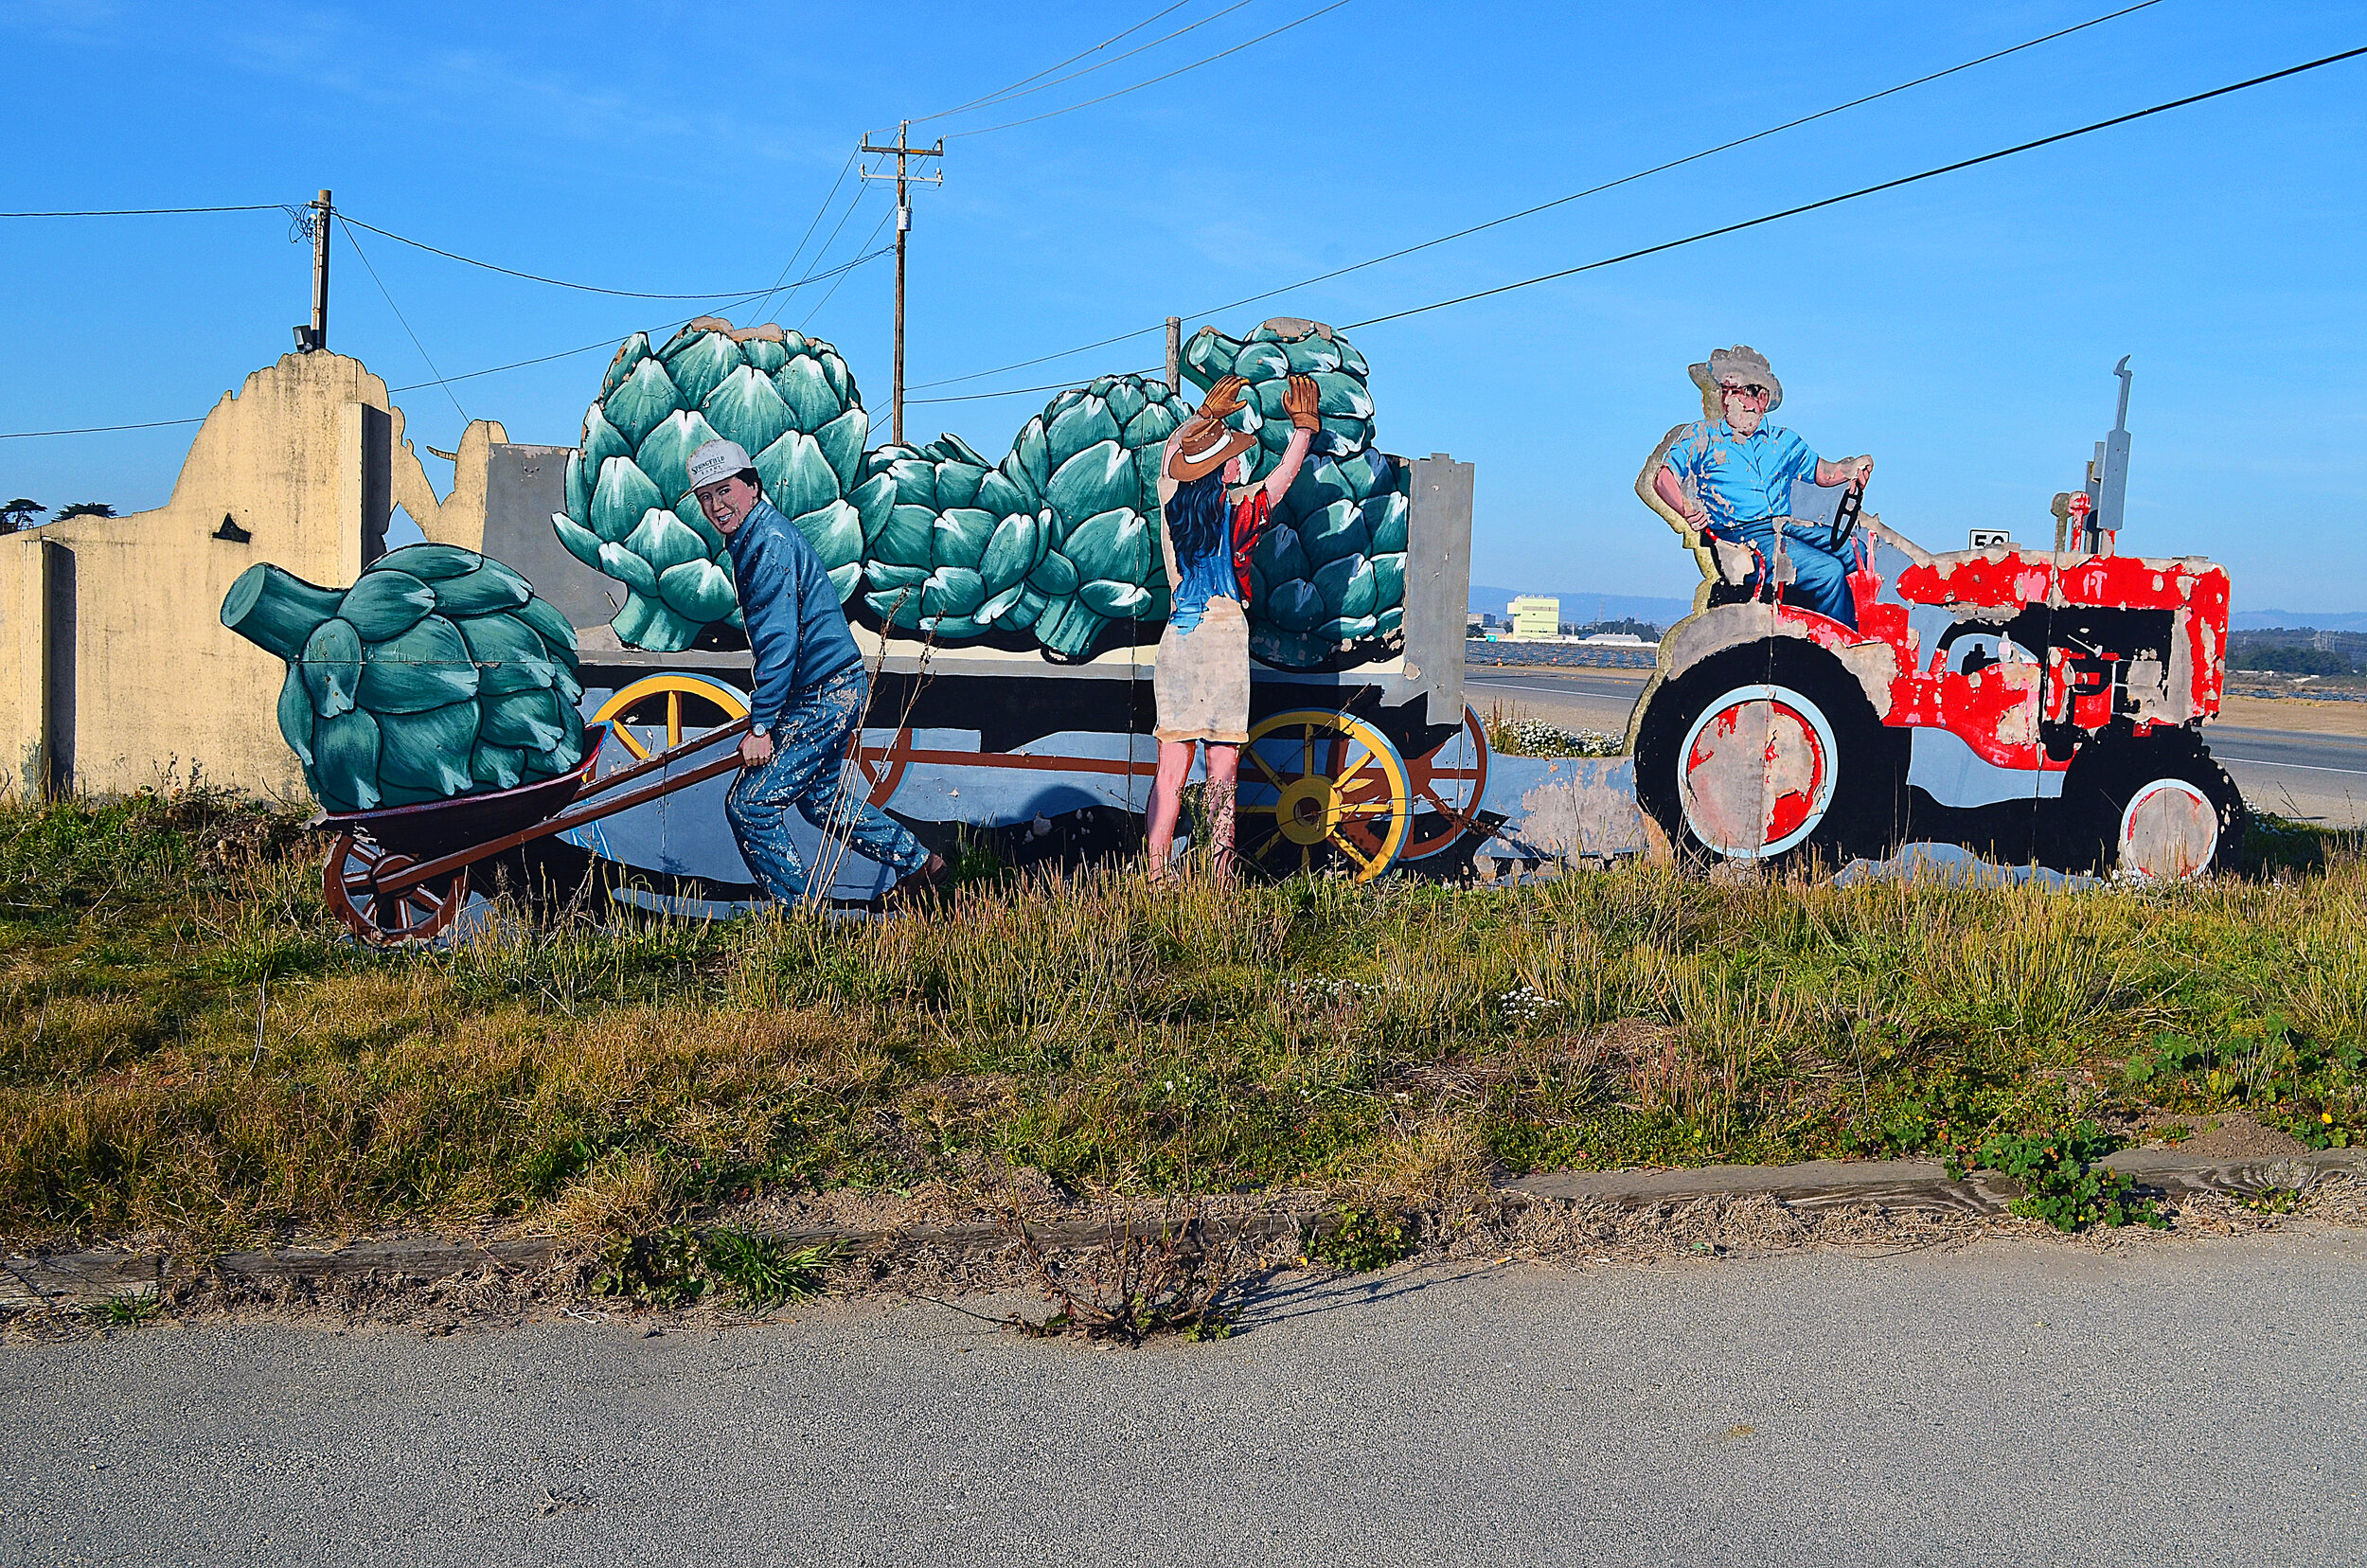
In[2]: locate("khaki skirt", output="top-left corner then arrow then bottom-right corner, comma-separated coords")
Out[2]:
1153,597 -> 1251,744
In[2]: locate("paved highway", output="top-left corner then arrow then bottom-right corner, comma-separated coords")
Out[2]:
1464,665 -> 2367,828
6,1234 -> 2364,1566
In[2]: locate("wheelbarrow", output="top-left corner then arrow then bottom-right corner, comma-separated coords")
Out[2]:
316,716 -> 754,945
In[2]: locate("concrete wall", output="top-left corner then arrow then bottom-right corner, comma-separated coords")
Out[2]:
0,349 -> 507,800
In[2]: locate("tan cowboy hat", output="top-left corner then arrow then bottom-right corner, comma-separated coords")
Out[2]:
1686,346 -> 1783,413
1166,417 -> 1256,484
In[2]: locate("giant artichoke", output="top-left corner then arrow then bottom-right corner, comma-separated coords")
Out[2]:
850,374 -> 1184,659
222,544 -> 586,812
550,317 -> 868,652
556,314 -> 1406,668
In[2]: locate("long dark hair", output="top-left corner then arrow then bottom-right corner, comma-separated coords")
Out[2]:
1166,471 -> 1226,565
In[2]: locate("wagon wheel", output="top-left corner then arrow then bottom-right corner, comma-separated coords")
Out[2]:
594,673 -> 749,761
1398,705 -> 1492,862
1237,708 -> 1414,882
322,833 -> 472,946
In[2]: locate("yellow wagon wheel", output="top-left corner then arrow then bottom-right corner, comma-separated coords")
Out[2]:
593,673 -> 750,761
1238,708 -> 1414,882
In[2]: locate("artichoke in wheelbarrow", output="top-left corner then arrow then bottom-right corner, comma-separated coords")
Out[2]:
849,373 -> 1186,658
1182,318 -> 1408,668
222,544 -> 586,813
550,316 -> 869,652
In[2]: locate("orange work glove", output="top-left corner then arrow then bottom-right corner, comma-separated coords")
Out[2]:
1282,373 -> 1322,432
1196,374 -> 1247,422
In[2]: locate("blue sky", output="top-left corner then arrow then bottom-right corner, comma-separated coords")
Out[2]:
4,0 -> 2362,613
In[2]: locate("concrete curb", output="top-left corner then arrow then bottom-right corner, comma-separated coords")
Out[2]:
6,1149 -> 2360,1307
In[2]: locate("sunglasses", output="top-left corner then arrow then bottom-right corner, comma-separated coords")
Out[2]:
1721,383 -> 1771,401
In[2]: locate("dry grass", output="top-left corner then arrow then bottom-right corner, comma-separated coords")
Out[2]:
0,788 -> 2361,1253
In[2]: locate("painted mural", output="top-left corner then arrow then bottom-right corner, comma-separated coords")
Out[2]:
220,544 -> 586,812
546,315 -> 1408,669
1626,346 -> 2247,882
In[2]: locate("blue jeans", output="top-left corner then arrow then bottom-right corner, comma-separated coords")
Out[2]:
1713,519 -> 1856,629
723,665 -> 929,900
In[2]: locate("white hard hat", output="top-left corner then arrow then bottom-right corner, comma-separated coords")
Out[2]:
685,438 -> 754,500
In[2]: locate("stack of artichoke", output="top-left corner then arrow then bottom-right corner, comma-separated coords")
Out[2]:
552,314 -> 1408,668
1182,319 -> 1410,668
551,317 -> 868,652
222,544 -> 585,813
849,374 -> 1184,658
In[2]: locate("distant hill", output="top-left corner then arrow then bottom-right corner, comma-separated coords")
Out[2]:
1469,586 -> 1695,631
2232,610 -> 2367,633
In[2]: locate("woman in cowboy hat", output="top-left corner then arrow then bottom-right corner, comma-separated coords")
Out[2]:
1652,346 -> 1874,628
1144,370 -> 1323,881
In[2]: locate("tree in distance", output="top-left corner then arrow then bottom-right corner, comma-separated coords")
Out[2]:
53,502 -> 116,521
0,498 -> 44,534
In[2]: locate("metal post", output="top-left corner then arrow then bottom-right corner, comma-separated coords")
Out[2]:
860,125 -> 941,446
311,188 -> 331,352
1166,316 -> 1183,392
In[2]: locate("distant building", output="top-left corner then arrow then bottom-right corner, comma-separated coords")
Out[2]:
1507,595 -> 1560,639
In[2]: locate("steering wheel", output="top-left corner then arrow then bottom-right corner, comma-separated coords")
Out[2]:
1827,480 -> 1866,554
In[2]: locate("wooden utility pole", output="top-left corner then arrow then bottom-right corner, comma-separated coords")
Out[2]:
859,123 -> 942,444
1166,316 -> 1183,391
294,189 -> 332,351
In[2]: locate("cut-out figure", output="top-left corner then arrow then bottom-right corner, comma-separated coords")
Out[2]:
685,438 -> 947,907
1146,372 -> 1322,879
1651,347 -> 1873,629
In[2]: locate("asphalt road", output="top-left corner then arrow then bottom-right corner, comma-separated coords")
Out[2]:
1464,665 -> 2367,828
7,1234 -> 2365,1567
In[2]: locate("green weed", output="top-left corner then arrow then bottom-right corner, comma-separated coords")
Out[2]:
1305,1206 -> 1416,1272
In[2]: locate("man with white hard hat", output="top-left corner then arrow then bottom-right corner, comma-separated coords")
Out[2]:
685,437 -> 945,907
1651,346 -> 1874,629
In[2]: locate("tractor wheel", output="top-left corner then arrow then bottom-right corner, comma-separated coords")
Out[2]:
2044,729 -> 2244,881
1634,645 -> 1904,872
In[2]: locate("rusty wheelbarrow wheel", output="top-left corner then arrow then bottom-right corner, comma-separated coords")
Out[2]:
323,832 -> 472,945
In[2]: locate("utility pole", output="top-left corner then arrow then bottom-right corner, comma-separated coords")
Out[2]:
859,123 -> 942,444
294,188 -> 331,352
1166,316 -> 1183,391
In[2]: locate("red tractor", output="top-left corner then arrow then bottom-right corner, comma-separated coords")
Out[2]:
1630,362 -> 2244,881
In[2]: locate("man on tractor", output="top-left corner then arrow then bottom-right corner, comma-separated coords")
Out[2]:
1650,346 -> 1875,629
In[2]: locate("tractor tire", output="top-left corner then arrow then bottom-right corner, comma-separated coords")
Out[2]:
2043,728 -> 2245,880
1634,644 -> 1906,873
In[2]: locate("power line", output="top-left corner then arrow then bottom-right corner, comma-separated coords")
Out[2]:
1341,43 -> 2367,333
388,244 -> 898,394
913,0 -> 1198,122
342,223 -> 468,422
787,169 -> 881,301
336,214 -> 820,300
0,417 -> 205,440
801,212 -> 898,330
950,0 -> 1357,138
911,0 -> 2167,390
908,367 -> 1163,405
920,0 -> 1255,124
0,204 -> 283,217
747,151 -> 860,323
0,247 -> 899,439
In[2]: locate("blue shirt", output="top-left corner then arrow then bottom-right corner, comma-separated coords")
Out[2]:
724,498 -> 863,733
1660,419 -> 1821,531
